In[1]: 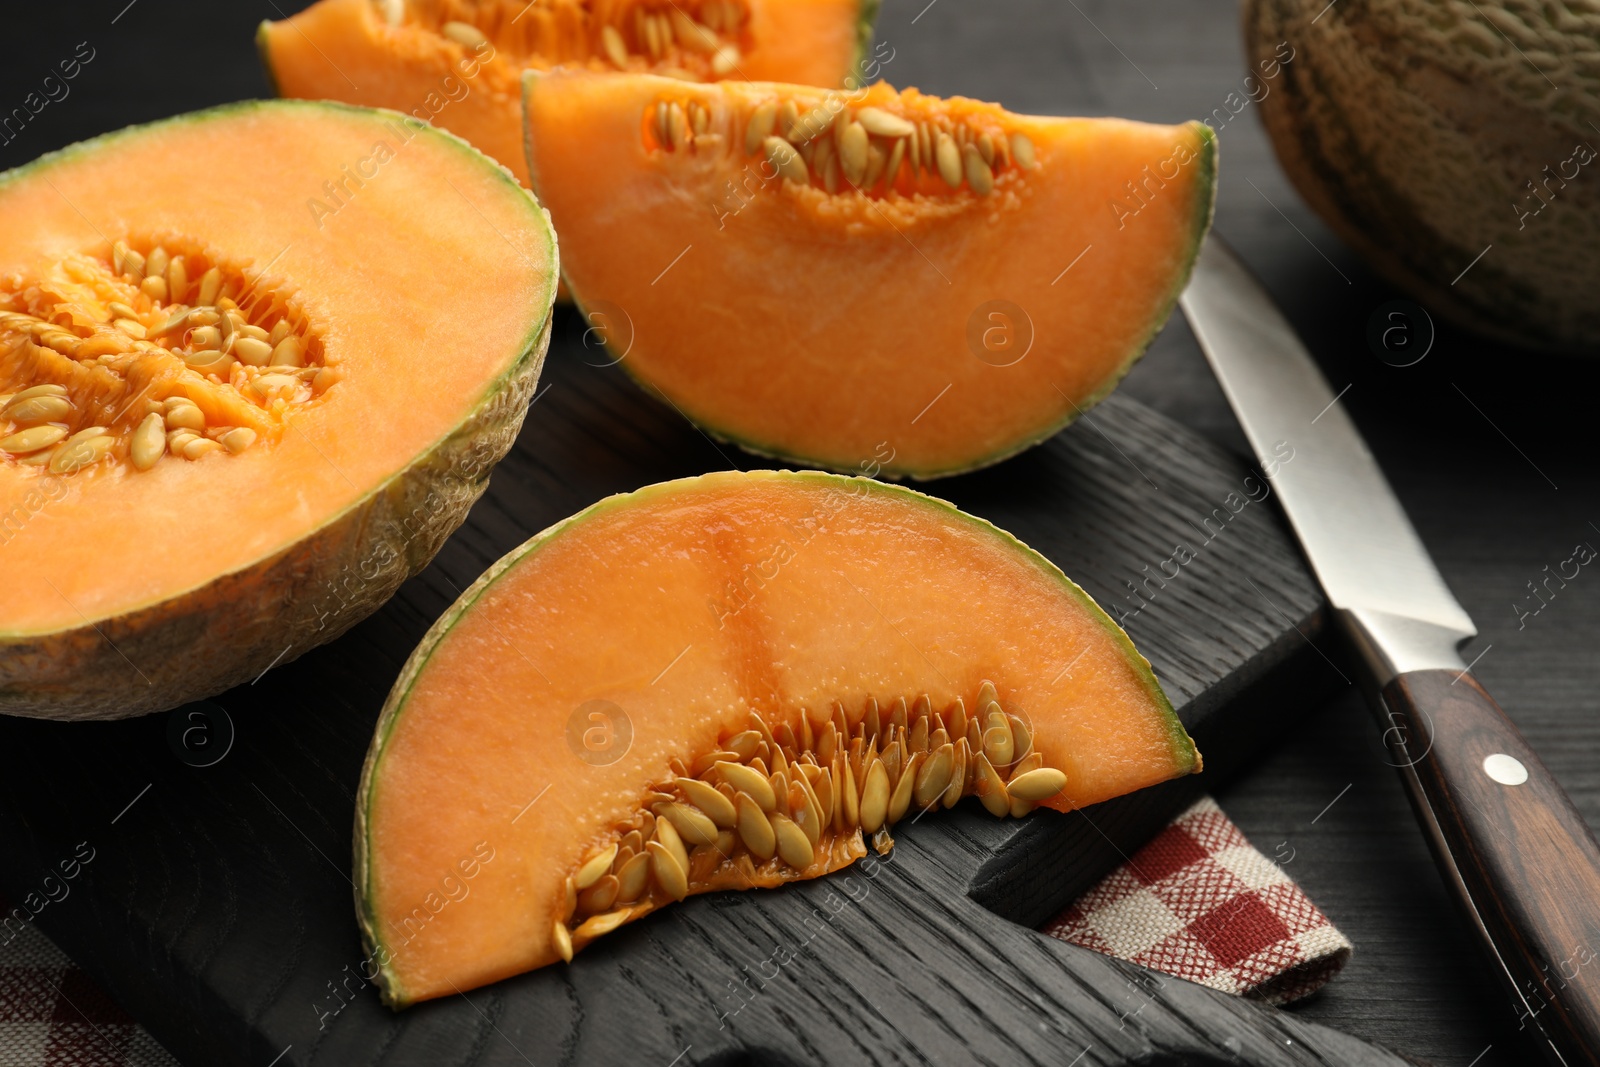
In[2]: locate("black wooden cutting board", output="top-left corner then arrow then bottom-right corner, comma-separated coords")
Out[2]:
0,305 -> 1412,1065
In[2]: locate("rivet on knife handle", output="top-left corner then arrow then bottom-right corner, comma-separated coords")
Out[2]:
1383,669 -> 1600,1065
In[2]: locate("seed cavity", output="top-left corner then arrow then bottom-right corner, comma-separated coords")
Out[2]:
645,92 -> 1038,200
552,681 -> 1057,961
0,236 -> 336,476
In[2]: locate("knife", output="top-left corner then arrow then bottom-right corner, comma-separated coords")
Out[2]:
1179,237 -> 1600,1067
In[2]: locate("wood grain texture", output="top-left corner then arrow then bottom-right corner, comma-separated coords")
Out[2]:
1383,670 -> 1600,1066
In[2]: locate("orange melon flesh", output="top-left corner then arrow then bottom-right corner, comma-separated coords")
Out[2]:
258,0 -> 875,187
524,73 -> 1216,478
359,470 -> 1198,1004
0,101 -> 556,717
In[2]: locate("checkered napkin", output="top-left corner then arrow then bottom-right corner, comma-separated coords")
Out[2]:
0,797 -> 1347,1066
1043,795 -> 1352,1005
0,916 -> 177,1067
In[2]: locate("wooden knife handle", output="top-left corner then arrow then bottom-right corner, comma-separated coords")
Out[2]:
1382,668 -> 1600,1065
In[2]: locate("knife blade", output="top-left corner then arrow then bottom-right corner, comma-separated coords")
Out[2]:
1180,236 -> 1600,1067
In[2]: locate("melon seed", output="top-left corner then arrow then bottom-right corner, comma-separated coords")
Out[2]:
935,133 -> 962,189
668,9 -> 717,53
963,144 -> 995,196
1009,712 -> 1033,762
575,908 -> 631,939
735,793 -> 776,859
234,337 -> 273,367
856,107 -> 914,139
251,374 -> 300,399
600,24 -> 628,67
122,249 -> 146,282
1010,132 -> 1036,169
711,44 -> 740,76
653,814 -> 690,872
268,335 -> 305,367
777,100 -> 799,140
49,434 -> 115,474
723,730 -> 762,761
977,132 -> 995,166
1006,767 -> 1067,802
762,136 -> 808,184
8,384 -> 68,402
716,760 -> 776,810
887,751 -> 921,823
552,919 -> 574,963
220,428 -> 257,454
141,276 -> 168,302
667,102 -> 689,151
743,103 -> 776,155
183,437 -> 222,461
197,268 -> 222,307
164,403 -> 206,432
974,752 -> 1010,817
982,704 -> 1014,767
167,256 -> 188,303
913,743 -> 954,809
575,843 -> 618,890
577,873 -> 620,914
838,122 -> 868,187
769,812 -> 813,869
942,740 -> 968,808
146,246 -> 170,282
4,395 -> 72,424
864,139 -> 889,189
884,138 -> 906,190
656,801 -> 719,846
441,20 -> 487,49
678,777 -> 737,827
0,425 -> 68,455
646,840 -> 689,900
858,758 -> 889,832
615,851 -> 651,901
130,413 -> 165,470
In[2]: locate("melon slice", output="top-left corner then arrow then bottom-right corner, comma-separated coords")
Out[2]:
0,101 -> 557,719
523,72 -> 1216,478
258,0 -> 880,186
358,470 -> 1199,1005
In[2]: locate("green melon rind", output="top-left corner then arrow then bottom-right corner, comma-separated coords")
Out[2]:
354,469 -> 1196,1007
526,72 -> 1216,479
253,21 -> 281,97
0,100 -> 558,719
849,0 -> 883,85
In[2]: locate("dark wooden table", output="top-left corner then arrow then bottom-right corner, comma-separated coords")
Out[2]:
6,2 -> 1598,1065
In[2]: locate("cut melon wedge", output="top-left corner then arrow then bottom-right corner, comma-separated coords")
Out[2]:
0,101 -> 557,719
523,73 -> 1216,478
258,0 -> 879,186
357,470 -> 1199,1005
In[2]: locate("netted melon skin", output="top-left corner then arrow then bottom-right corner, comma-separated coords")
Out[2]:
1247,0 -> 1600,351
0,317 -> 551,722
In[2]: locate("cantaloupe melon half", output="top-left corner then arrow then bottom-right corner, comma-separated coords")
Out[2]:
357,470 -> 1199,1005
524,73 -> 1216,478
258,0 -> 879,187
0,101 -> 557,719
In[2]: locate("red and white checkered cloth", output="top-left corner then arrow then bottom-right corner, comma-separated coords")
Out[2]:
0,918 -> 177,1067
0,795 -> 1347,1065
1044,795 -> 1352,1004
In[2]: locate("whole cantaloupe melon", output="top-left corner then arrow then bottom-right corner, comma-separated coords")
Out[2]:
1246,0 -> 1600,350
